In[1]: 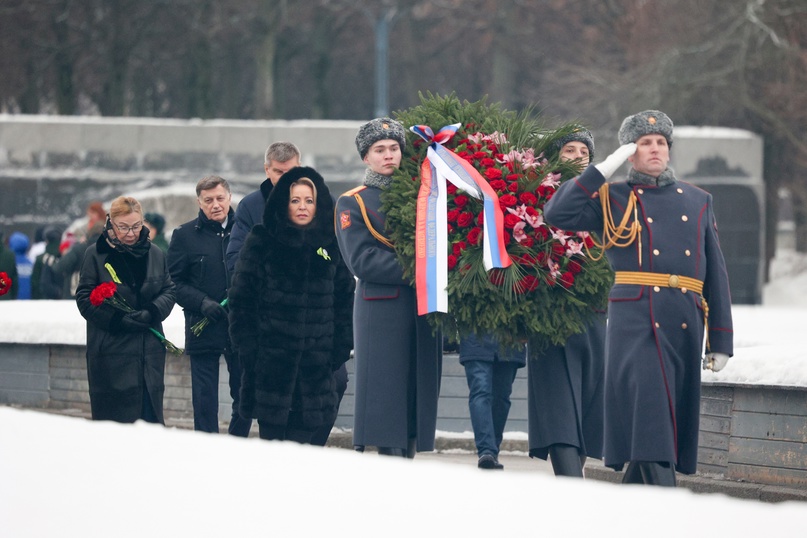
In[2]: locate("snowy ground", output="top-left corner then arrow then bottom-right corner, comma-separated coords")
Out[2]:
1,251 -> 806,536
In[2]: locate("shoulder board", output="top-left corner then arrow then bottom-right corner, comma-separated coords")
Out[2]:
342,185 -> 366,197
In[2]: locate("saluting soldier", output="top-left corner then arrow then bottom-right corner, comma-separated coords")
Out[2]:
543,110 -> 733,486
334,117 -> 442,458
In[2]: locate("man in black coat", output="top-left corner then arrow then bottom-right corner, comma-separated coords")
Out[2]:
168,175 -> 251,436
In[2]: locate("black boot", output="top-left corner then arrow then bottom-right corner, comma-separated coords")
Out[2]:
621,461 -> 644,484
406,437 -> 417,459
639,461 -> 677,487
377,446 -> 407,457
548,444 -> 584,478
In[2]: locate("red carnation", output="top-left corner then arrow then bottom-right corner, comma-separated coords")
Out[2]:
507,182 -> 519,193
447,208 -> 461,223
480,157 -> 496,168
514,275 -> 539,294
89,281 -> 118,306
489,270 -> 505,286
499,194 -> 518,208
521,236 -> 535,247
536,252 -> 548,266
551,242 -> 566,258
477,211 -> 485,226
567,259 -> 583,274
473,151 -> 487,160
467,227 -> 482,245
452,241 -> 467,256
448,255 -> 458,270
534,227 -> 550,241
447,183 -> 458,195
0,271 -> 11,297
489,179 -> 507,191
504,214 -> 522,229
454,194 -> 469,208
519,192 -> 538,206
485,167 -> 503,181
506,174 -> 519,181
457,212 -> 474,228
584,236 -> 595,248
560,271 -> 575,289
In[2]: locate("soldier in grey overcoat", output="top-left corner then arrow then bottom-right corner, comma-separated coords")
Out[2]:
334,118 -> 442,458
543,110 -> 733,486
527,128 -> 606,477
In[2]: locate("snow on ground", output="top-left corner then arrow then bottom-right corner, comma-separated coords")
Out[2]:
0,407 -> 804,538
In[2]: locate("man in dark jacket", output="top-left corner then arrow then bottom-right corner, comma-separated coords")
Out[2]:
31,226 -> 64,299
168,176 -> 251,436
225,142 -> 301,277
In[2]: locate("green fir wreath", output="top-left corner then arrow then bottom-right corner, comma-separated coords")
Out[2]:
382,92 -> 613,350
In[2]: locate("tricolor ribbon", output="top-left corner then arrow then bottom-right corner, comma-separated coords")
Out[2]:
411,123 -> 512,315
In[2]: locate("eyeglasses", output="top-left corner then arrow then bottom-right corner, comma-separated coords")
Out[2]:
113,221 -> 143,234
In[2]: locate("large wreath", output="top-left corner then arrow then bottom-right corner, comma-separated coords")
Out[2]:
382,93 -> 613,350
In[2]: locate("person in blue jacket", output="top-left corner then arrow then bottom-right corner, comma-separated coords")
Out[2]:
460,334 -> 526,470
9,232 -> 33,300
543,110 -> 733,486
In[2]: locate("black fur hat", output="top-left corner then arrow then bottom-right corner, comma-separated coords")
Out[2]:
618,110 -> 673,147
355,117 -> 406,159
263,166 -> 334,245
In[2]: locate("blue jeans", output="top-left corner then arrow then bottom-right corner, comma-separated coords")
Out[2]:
463,360 -> 519,457
190,350 -> 252,436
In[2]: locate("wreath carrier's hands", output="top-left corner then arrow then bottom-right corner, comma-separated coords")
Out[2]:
594,143 -> 637,179
702,352 -> 730,372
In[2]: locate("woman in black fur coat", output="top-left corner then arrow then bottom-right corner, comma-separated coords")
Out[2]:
229,166 -> 355,443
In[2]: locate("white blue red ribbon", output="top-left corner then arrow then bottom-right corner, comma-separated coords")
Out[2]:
411,124 -> 512,315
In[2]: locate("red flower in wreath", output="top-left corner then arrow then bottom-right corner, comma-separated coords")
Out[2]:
0,271 -> 12,296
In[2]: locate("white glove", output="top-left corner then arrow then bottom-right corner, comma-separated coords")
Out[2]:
594,143 -> 637,179
702,352 -> 730,372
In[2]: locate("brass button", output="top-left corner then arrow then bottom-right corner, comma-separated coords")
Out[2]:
681,323 -> 688,329
681,215 -> 688,222
654,286 -> 660,292
677,188 -> 683,194
685,249 -> 691,256
653,249 -> 660,256
647,217 -> 654,223
654,322 -> 660,328
637,188 -> 644,194
681,287 -> 688,294
668,274 -> 679,287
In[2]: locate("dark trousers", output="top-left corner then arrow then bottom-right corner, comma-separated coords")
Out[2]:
190,350 -> 252,436
463,360 -> 519,457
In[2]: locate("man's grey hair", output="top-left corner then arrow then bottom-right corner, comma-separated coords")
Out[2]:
265,141 -> 301,165
196,175 -> 230,197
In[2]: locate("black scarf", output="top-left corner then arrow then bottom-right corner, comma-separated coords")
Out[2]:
104,216 -> 151,258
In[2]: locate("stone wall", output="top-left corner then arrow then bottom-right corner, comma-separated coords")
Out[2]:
0,115 -> 366,238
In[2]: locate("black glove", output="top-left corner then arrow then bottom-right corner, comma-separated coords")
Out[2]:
200,297 -> 227,322
120,310 -> 152,332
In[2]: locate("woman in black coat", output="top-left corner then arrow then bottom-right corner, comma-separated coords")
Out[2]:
229,167 -> 355,443
75,196 -> 176,424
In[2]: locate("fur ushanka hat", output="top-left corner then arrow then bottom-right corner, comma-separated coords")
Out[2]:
618,110 -> 673,147
552,126 -> 595,161
355,117 -> 406,159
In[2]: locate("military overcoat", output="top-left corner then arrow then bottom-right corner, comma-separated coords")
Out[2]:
334,185 -> 442,453
543,165 -> 733,474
